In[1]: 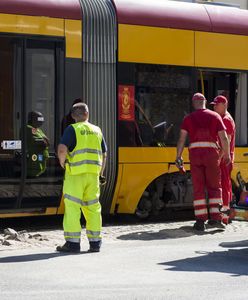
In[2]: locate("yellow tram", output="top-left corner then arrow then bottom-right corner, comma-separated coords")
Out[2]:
0,0 -> 248,219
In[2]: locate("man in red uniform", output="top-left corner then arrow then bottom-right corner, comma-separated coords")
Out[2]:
176,93 -> 230,231
211,95 -> 235,224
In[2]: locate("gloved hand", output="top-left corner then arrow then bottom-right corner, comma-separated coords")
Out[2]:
175,157 -> 186,174
99,175 -> 107,185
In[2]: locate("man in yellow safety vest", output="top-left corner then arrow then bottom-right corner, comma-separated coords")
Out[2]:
56,102 -> 107,253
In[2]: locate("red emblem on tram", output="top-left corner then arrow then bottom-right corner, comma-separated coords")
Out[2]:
118,85 -> 135,121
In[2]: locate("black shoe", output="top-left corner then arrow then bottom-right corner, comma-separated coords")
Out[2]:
88,241 -> 101,253
193,220 -> 206,231
88,247 -> 100,253
207,220 -> 226,229
56,241 -> 80,253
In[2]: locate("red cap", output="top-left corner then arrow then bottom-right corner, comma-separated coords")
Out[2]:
192,93 -> 206,101
210,95 -> 228,105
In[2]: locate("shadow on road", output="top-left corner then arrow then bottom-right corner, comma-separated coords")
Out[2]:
219,239 -> 248,248
0,251 -> 89,263
117,226 -> 224,241
159,248 -> 248,276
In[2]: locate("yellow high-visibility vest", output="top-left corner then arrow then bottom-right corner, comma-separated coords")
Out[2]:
65,122 -> 103,175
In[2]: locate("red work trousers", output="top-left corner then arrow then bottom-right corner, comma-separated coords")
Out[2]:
220,160 -> 233,224
189,148 -> 222,221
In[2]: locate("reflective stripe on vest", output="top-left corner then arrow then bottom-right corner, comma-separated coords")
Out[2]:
189,142 -> 218,149
66,122 -> 103,175
68,148 -> 102,158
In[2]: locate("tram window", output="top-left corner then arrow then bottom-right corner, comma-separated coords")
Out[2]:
197,71 -> 237,116
134,64 -> 192,146
26,46 -> 55,150
198,70 -> 247,146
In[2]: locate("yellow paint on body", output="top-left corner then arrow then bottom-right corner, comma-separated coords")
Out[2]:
0,207 -> 57,218
119,24 -> 194,66
195,31 -> 248,70
0,13 -> 64,36
65,19 -> 82,58
119,23 -> 248,71
110,147 -> 190,214
57,195 -> 65,215
0,14 -> 82,59
111,147 -> 248,215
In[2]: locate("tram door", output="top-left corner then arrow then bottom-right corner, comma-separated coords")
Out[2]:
0,36 -> 64,211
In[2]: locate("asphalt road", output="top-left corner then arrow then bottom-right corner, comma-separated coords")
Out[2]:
0,220 -> 248,300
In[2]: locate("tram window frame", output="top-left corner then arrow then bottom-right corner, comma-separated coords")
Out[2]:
197,70 -> 237,116
118,63 -> 194,147
24,38 -> 65,152
234,72 -> 248,146
197,69 -> 248,146
26,47 -> 55,148
0,34 -> 65,209
0,34 -> 65,150
118,63 -> 248,148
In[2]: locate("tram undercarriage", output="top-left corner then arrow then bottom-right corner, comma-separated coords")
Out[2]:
136,172 -> 193,219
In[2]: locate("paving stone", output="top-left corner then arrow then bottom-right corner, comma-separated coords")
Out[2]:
3,228 -> 18,238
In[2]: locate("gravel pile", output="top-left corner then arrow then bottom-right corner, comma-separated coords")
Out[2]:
0,228 -> 48,247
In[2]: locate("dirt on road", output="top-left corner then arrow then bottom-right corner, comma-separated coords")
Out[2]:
1,218 -> 248,251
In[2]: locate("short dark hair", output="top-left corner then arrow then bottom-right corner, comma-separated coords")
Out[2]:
72,98 -> 82,106
71,103 -> 89,117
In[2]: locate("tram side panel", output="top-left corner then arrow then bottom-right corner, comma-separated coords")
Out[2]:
112,21 -> 248,218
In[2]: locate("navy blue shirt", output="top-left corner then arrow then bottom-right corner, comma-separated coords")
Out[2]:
60,125 -> 107,153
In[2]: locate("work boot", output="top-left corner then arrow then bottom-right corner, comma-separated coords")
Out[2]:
88,241 -> 101,253
56,241 -> 80,253
193,219 -> 206,231
207,220 -> 226,229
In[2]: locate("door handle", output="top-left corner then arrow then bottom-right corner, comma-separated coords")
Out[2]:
243,153 -> 248,156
